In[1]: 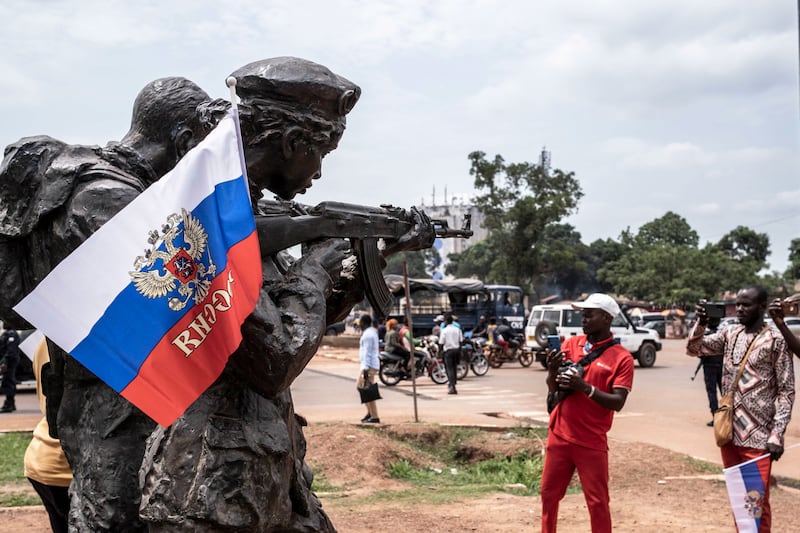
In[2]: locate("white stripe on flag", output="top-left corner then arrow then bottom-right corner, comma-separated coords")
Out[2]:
14,115 -> 243,352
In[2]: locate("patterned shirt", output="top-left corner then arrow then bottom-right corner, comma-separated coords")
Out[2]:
687,323 -> 794,448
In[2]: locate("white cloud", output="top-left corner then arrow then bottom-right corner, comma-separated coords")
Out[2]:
0,0 -> 795,270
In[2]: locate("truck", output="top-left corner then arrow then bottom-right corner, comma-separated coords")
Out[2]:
383,274 -> 526,337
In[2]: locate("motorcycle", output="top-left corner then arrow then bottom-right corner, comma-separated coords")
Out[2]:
379,336 -> 449,386
429,336 -> 476,380
485,333 -> 534,368
462,337 -> 490,376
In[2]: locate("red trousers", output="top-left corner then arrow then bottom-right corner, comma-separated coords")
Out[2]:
541,431 -> 611,533
721,444 -> 773,532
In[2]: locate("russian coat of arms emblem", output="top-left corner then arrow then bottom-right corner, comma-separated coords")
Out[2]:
130,208 -> 217,311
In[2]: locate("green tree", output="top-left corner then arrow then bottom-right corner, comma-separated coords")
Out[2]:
717,226 -> 770,268
598,213 -> 756,305
467,151 -> 583,295
586,237 -> 629,293
637,211 -> 699,247
536,223 -> 590,299
383,249 -> 437,278
786,238 -> 800,280
445,240 -> 494,280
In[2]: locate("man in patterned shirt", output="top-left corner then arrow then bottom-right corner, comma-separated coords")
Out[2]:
687,285 -> 794,532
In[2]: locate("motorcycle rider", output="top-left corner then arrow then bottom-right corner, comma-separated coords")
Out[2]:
432,315 -> 445,337
384,319 -> 411,376
487,317 -> 498,344
471,315 -> 488,339
494,318 -> 518,356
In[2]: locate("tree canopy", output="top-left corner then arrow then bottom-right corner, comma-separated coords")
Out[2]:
459,150 -> 583,295
427,150 -> 796,307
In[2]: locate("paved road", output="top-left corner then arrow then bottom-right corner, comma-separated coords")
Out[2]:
294,337 -> 800,479
4,337 -> 799,478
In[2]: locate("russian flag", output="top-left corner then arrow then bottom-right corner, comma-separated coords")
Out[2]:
723,453 -> 771,533
14,113 -> 261,427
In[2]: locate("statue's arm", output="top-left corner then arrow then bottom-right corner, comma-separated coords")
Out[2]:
231,239 -> 359,397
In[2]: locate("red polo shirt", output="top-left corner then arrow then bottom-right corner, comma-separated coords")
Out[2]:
549,335 -> 634,451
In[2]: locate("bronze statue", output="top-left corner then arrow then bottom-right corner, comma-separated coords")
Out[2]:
0,77 -> 213,531
1,57 -> 456,532
138,57 -> 367,532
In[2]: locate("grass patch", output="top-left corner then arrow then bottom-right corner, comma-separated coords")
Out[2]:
385,422 -> 546,498
683,456 -> 721,475
311,471 -> 342,493
0,491 -> 40,507
777,476 -> 800,490
389,452 -> 543,495
356,485 -> 494,505
0,432 -> 32,485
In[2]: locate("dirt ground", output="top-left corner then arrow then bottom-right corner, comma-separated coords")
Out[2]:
6,421 -> 799,532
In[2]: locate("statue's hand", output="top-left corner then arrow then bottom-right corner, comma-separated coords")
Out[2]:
383,207 -> 436,256
303,238 -> 351,280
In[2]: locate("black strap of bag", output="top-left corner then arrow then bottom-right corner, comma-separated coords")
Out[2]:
547,338 -> 620,413
576,338 -> 620,368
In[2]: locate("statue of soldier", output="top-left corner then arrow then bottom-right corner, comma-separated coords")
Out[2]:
138,57 -> 365,532
0,77 -> 212,531
140,57 -> 436,532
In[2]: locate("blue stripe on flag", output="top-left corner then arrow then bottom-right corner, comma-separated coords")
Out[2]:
69,177 -> 255,391
740,460 -> 766,496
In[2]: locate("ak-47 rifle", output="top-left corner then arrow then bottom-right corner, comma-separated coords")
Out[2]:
255,199 -> 472,317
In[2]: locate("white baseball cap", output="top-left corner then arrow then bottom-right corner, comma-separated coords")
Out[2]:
572,293 -> 621,318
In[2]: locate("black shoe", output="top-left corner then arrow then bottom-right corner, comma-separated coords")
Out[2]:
0,405 -> 15,413
365,418 -> 381,424
361,414 -> 371,423
448,389 -> 457,395
706,420 -> 714,427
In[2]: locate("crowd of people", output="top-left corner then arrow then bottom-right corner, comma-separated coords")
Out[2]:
356,288 -> 800,532
4,283 -> 800,531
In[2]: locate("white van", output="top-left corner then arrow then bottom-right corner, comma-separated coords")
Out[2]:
524,303 -> 662,367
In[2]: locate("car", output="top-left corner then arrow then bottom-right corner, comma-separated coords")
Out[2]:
641,320 -> 665,339
324,321 -> 346,336
785,317 -> 800,337
765,317 -> 800,338
638,313 -> 666,326
524,303 -> 662,368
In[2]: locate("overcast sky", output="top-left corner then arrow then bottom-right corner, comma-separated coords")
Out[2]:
1,0 -> 797,271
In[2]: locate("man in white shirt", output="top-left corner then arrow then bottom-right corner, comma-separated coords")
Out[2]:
438,313 -> 463,395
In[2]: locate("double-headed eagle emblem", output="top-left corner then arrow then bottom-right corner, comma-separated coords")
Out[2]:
130,209 -> 216,311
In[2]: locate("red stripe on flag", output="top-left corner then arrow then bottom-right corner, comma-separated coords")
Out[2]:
121,232 -> 261,426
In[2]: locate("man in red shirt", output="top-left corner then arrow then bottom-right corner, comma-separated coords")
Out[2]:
541,293 -> 634,533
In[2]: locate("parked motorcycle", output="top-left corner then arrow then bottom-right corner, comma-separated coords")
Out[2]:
484,333 -> 534,368
379,336 -> 449,386
462,337 -> 490,376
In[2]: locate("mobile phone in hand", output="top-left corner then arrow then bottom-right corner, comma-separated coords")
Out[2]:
547,335 -> 561,352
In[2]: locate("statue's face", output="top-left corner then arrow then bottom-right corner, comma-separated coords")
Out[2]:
244,137 -> 331,200
281,140 -> 327,199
